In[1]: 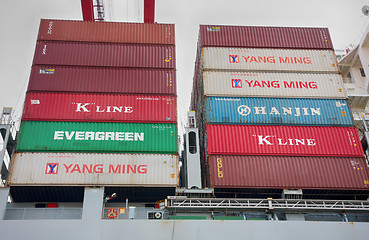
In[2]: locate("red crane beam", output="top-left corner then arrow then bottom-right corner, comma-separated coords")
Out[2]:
81,0 -> 94,21
144,0 -> 155,23
81,0 -> 152,23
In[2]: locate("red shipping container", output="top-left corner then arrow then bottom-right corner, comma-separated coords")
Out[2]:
33,42 -> 175,68
206,124 -> 364,157
23,92 -> 177,123
38,19 -> 175,45
209,155 -> 369,190
27,66 -> 176,95
200,25 -> 333,49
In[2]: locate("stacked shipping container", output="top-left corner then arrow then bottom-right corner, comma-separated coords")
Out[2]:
191,25 -> 369,193
9,19 -> 178,188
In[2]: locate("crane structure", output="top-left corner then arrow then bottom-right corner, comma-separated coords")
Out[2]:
144,0 -> 155,23
81,0 -> 104,21
80,0 -> 155,23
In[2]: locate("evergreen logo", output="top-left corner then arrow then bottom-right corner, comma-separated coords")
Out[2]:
53,131 -> 144,141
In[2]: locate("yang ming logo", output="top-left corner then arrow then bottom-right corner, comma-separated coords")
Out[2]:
45,163 -> 59,174
232,79 -> 242,88
229,55 -> 239,63
237,105 -> 251,116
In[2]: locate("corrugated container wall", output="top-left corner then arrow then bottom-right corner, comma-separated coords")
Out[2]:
11,19 -> 179,197
190,24 -> 366,194
17,121 -> 177,153
209,155 -> 369,190
23,92 -> 177,123
9,153 -> 178,186
33,42 -> 175,68
202,47 -> 338,72
28,66 -> 176,95
206,124 -> 363,157
200,25 -> 333,49
203,71 -> 345,99
38,19 -> 175,45
205,97 -> 353,126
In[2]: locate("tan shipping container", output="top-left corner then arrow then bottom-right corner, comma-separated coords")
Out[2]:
202,47 -> 338,73
203,71 -> 346,99
9,153 -> 178,187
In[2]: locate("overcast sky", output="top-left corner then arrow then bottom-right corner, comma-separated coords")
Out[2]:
1,0 -> 369,133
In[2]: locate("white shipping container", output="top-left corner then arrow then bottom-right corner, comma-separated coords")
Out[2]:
202,47 -> 338,72
9,153 -> 178,186
203,71 -> 346,99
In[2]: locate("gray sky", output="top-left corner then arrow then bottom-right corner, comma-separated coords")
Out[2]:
1,0 -> 369,133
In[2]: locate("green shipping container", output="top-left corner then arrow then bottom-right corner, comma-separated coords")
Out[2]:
17,121 -> 177,153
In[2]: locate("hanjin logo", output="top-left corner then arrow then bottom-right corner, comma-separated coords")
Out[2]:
45,163 -> 59,174
229,55 -> 239,63
237,105 -> 251,116
232,79 -> 242,88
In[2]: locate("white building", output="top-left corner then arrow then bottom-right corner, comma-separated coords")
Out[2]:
339,27 -> 369,121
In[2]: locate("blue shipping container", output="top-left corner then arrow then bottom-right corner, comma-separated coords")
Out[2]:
205,97 -> 353,126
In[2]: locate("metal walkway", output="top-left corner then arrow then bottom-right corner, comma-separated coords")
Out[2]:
163,197 -> 369,213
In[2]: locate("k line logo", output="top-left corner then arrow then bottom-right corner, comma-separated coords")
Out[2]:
45,163 -> 59,174
232,79 -> 242,88
229,55 -> 239,63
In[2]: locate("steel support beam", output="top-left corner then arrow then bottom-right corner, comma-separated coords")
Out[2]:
164,197 -> 369,214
